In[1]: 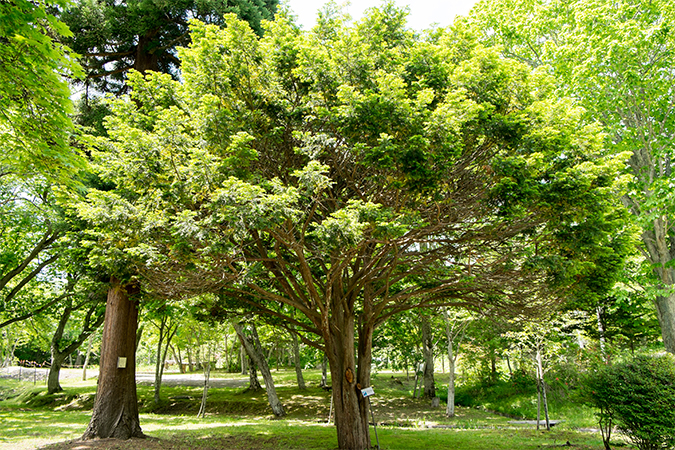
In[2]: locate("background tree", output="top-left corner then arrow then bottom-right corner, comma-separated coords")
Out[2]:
233,319 -> 285,417
0,0 -> 84,181
46,278 -> 106,394
469,0 -> 675,354
145,301 -> 181,404
61,0 -> 279,96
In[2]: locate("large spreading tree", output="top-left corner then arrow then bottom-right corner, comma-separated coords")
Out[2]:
467,0 -> 675,353
78,5 -> 625,448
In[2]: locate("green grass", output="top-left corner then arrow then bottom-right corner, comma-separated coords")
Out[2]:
0,368 -> 626,450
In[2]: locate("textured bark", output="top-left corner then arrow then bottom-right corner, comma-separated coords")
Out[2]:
324,309 -> 372,450
234,322 -> 284,417
421,315 -> 436,399
82,279 -> 143,440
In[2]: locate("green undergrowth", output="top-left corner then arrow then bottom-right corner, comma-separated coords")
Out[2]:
452,373 -> 597,429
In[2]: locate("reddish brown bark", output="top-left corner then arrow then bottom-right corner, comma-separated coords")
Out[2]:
325,303 -> 372,450
82,278 -> 143,440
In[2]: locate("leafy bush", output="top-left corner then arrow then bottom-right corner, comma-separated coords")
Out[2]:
585,354 -> 675,450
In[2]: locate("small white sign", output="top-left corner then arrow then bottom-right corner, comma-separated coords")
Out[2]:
361,386 -> 375,397
117,357 -> 127,369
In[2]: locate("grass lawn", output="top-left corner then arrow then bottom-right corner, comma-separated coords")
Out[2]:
0,367 -> 628,449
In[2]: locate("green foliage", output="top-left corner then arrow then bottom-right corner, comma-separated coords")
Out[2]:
468,0 -> 675,351
61,0 -> 279,94
585,355 -> 675,450
0,0 -> 84,181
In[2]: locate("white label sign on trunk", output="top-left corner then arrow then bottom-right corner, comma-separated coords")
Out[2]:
361,386 -> 375,397
117,357 -> 127,369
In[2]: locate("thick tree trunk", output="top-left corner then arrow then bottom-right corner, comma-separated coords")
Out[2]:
324,310 -> 372,450
134,33 -> 160,74
421,315 -> 436,399
634,216 -> 675,353
48,353 -> 67,394
234,322 -> 284,417
82,279 -> 143,440
291,329 -> 306,389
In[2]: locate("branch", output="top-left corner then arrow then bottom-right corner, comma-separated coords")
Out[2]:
0,229 -> 60,290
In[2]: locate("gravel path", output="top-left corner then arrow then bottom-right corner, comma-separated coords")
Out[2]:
1,366 -> 246,388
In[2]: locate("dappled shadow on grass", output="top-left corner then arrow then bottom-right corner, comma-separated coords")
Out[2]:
39,434 -> 283,450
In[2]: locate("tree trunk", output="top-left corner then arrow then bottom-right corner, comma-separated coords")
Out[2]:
82,278 -> 143,440
234,322 -> 284,417
134,32 -> 160,74
324,308 -> 371,450
291,329 -> 306,389
223,333 -> 230,372
655,292 -> 675,353
320,354 -> 328,388
536,348 -> 550,431
240,343 -> 247,375
421,315 -> 436,399
596,305 -> 608,363
197,345 -> 212,418
629,212 -> 675,354
187,346 -> 194,372
48,353 -> 67,394
154,317 -> 177,404
82,334 -> 94,381
170,345 -> 185,374
153,317 -> 166,404
442,308 -> 462,418
48,298 -> 104,394
247,355 -> 262,390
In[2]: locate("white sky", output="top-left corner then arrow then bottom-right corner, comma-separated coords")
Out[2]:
284,0 -> 479,31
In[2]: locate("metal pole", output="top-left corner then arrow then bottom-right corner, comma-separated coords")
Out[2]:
368,397 -> 380,450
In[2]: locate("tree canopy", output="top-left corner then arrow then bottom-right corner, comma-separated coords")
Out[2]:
74,5 -> 627,448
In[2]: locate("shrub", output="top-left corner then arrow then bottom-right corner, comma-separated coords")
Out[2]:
585,354 -> 675,450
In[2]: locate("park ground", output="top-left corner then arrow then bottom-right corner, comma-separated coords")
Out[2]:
0,367 -> 628,450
